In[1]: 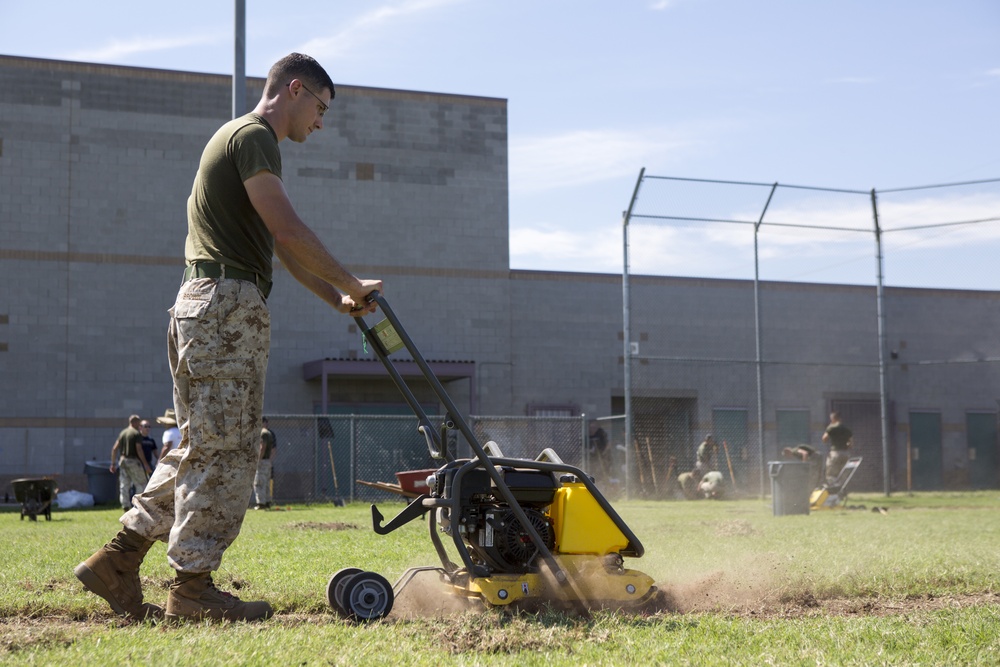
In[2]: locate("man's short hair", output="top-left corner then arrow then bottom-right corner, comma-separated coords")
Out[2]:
265,52 -> 335,99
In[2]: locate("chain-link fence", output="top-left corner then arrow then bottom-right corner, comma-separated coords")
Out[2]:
621,173 -> 1000,498
265,414 -> 589,504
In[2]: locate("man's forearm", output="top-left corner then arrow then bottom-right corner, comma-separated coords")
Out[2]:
273,224 -> 363,297
275,244 -> 345,309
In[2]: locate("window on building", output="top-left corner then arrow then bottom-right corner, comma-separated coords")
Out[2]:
526,404 -> 578,417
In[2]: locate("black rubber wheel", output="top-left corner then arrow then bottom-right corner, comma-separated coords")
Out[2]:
326,567 -> 363,615
341,571 -> 394,621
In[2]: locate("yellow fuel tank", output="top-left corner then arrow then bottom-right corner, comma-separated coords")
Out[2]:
550,483 -> 628,555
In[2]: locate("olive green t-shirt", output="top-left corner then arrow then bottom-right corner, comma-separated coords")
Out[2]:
117,426 -> 142,459
825,422 -> 853,450
185,113 -> 281,281
260,427 -> 276,460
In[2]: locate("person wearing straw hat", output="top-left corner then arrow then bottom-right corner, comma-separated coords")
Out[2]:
156,409 -> 180,462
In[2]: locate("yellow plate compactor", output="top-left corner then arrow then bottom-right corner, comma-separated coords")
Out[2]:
325,292 -> 656,621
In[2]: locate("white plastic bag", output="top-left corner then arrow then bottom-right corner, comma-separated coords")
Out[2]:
56,489 -> 95,509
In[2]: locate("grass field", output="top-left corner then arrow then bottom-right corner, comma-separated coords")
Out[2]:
2,490 -> 998,665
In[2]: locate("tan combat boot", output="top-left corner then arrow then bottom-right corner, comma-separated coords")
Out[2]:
74,528 -> 163,620
165,572 -> 273,622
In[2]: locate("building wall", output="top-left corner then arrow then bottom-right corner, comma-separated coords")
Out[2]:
0,56 -> 511,481
1,56 -> 997,492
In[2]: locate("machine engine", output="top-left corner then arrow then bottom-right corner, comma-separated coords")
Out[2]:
429,463 -> 558,573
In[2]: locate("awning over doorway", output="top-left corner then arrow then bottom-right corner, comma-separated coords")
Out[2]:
302,357 -> 476,414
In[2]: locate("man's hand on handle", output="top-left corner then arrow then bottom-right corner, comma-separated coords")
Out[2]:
340,279 -> 382,316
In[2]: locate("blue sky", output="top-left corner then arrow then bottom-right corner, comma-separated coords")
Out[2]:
2,0 -> 998,288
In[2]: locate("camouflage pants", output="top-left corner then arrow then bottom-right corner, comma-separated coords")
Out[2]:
123,277 -> 270,573
826,449 -> 850,486
253,459 -> 272,506
117,457 -> 149,510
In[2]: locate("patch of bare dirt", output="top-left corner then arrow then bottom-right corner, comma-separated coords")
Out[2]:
710,519 -> 756,537
3,589 -> 996,654
389,570 -> 481,620
646,574 -> 1000,620
0,616 -> 120,654
286,521 -> 358,531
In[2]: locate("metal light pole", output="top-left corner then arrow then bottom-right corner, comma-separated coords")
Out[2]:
233,0 -> 246,119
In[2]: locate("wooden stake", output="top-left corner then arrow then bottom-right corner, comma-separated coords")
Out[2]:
665,456 -> 676,495
633,438 -> 646,492
722,440 -> 738,493
645,436 -> 659,493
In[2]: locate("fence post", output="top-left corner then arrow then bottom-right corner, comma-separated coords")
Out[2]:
754,183 -> 778,497
871,189 -> 892,496
313,416 -> 319,502
349,415 -> 357,502
622,167 -> 644,500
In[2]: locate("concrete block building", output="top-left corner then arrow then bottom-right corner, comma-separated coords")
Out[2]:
1,55 -> 996,495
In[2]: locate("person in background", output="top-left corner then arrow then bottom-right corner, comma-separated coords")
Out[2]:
253,418 -> 276,510
822,412 -> 853,486
698,470 -> 726,499
110,415 -> 152,512
782,444 -> 824,489
694,434 -> 717,477
74,52 -> 381,623
156,408 -> 180,461
139,420 -> 158,469
677,470 -> 701,500
587,419 -> 610,480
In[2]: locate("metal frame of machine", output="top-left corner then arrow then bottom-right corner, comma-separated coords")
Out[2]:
810,456 -> 864,510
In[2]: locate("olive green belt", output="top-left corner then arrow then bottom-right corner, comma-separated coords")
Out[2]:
183,262 -> 272,299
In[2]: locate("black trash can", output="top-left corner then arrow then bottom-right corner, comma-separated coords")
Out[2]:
768,460 -> 811,516
84,460 -> 117,505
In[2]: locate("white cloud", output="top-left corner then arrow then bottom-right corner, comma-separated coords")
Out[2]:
510,129 -> 694,195
986,68 -> 1000,77
510,225 -> 622,273
297,0 -> 464,61
512,189 -> 1000,283
65,34 -> 219,63
649,0 -> 675,9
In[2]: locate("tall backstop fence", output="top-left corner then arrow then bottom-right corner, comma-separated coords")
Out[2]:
262,414 -> 589,505
621,172 -> 1000,498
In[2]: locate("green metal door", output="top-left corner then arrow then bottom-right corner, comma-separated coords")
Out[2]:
775,409 -> 811,461
966,412 -> 998,489
713,408 -> 748,487
909,411 -> 942,490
